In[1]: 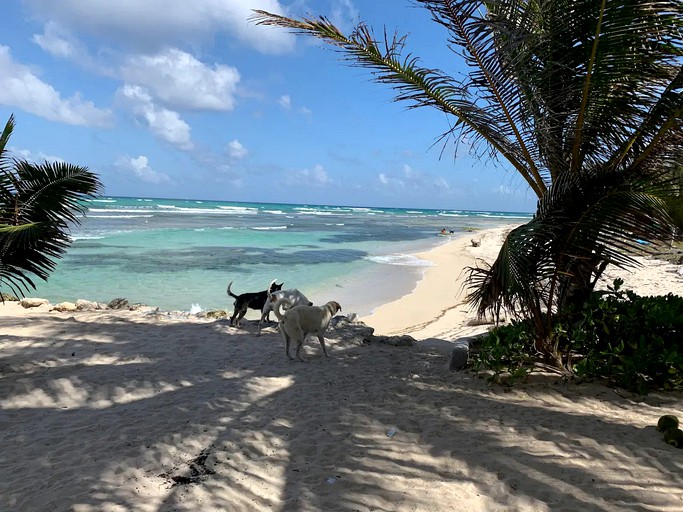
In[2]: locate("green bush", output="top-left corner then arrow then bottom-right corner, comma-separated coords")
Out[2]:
473,280 -> 683,393
571,280 -> 683,392
471,320 -> 537,384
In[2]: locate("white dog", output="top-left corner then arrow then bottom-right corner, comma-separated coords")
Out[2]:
257,287 -> 312,336
272,294 -> 342,361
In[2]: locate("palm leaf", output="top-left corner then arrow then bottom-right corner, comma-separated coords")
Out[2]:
0,115 -> 102,297
252,9 -> 547,197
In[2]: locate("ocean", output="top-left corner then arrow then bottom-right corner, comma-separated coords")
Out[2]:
29,196 -> 531,316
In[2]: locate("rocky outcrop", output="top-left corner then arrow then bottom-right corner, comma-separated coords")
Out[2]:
367,334 -> 415,347
107,298 -> 130,310
76,299 -> 103,311
20,298 -> 49,308
328,314 -> 416,347
202,309 -> 229,319
329,314 -> 375,344
52,302 -> 78,312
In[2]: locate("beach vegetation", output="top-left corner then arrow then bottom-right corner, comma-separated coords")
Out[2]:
475,280 -> 683,393
254,1 -> 683,373
0,114 -> 102,299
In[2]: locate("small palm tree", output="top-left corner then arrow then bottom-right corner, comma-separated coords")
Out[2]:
254,1 -> 683,369
0,114 -> 102,299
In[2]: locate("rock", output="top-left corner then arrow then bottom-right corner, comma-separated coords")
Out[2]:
20,297 -> 50,308
108,298 -> 129,310
52,302 -> 78,312
204,309 -> 228,319
449,339 -> 471,370
76,299 -> 99,311
471,239 -> 481,247
329,315 -> 375,344
1,293 -> 18,302
367,334 -> 415,347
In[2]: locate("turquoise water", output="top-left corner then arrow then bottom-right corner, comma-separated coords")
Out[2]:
30,197 -> 531,315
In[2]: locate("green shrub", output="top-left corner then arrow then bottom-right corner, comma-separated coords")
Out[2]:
471,320 -> 537,384
571,280 -> 683,393
473,280 -> 683,393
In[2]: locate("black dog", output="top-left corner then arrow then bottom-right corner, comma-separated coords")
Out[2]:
227,280 -> 283,327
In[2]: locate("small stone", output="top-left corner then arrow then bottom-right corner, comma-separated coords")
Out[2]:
76,299 -> 98,311
20,297 -> 50,308
52,302 -> 78,312
108,298 -> 129,310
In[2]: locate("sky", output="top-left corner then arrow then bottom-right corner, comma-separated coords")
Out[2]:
0,0 -> 537,212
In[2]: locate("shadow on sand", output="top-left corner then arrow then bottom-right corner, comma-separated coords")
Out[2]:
1,311 -> 682,511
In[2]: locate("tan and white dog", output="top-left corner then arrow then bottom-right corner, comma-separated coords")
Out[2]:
258,286 -> 312,337
271,294 -> 342,361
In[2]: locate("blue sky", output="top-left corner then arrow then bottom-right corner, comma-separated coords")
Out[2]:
0,0 -> 536,212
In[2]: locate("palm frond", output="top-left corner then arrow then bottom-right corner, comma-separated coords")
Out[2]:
0,114 -> 15,175
11,160 -> 102,226
468,163 -> 680,321
252,9 -> 547,197
0,117 -> 102,297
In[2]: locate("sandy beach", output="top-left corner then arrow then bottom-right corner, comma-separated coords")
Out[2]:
2,225 -> 683,511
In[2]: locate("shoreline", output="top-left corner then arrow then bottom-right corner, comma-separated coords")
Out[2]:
359,224 -> 517,338
6,221 -> 682,341
2,226 -> 683,511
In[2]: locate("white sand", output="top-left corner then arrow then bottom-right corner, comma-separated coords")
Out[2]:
1,225 -> 682,511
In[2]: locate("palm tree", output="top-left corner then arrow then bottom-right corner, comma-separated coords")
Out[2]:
0,114 -> 102,299
254,1 -> 683,369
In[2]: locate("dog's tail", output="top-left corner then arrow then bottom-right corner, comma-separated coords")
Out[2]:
226,281 -> 239,299
271,294 -> 293,322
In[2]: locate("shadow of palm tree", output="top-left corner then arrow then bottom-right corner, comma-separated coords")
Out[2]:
1,311 -> 682,511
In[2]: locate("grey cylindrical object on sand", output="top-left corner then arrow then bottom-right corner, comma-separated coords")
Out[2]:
449,340 -> 470,371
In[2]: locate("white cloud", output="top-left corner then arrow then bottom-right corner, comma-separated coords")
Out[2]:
24,0 -> 296,54
13,147 -> 66,164
435,176 -> 451,191
330,0 -> 360,32
281,164 -> 332,187
115,155 -> 170,184
32,22 -> 84,60
228,139 -> 247,159
299,106 -> 312,116
279,94 -> 291,110
376,164 -> 451,192
0,45 -> 112,127
309,164 -> 331,185
117,85 -> 193,150
121,49 -> 240,111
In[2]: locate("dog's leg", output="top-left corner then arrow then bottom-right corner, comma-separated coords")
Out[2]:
286,326 -> 306,362
295,332 -> 306,362
257,317 -> 263,336
317,334 -> 329,357
281,324 -> 293,360
257,304 -> 270,337
229,306 -> 240,327
234,307 -> 248,328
